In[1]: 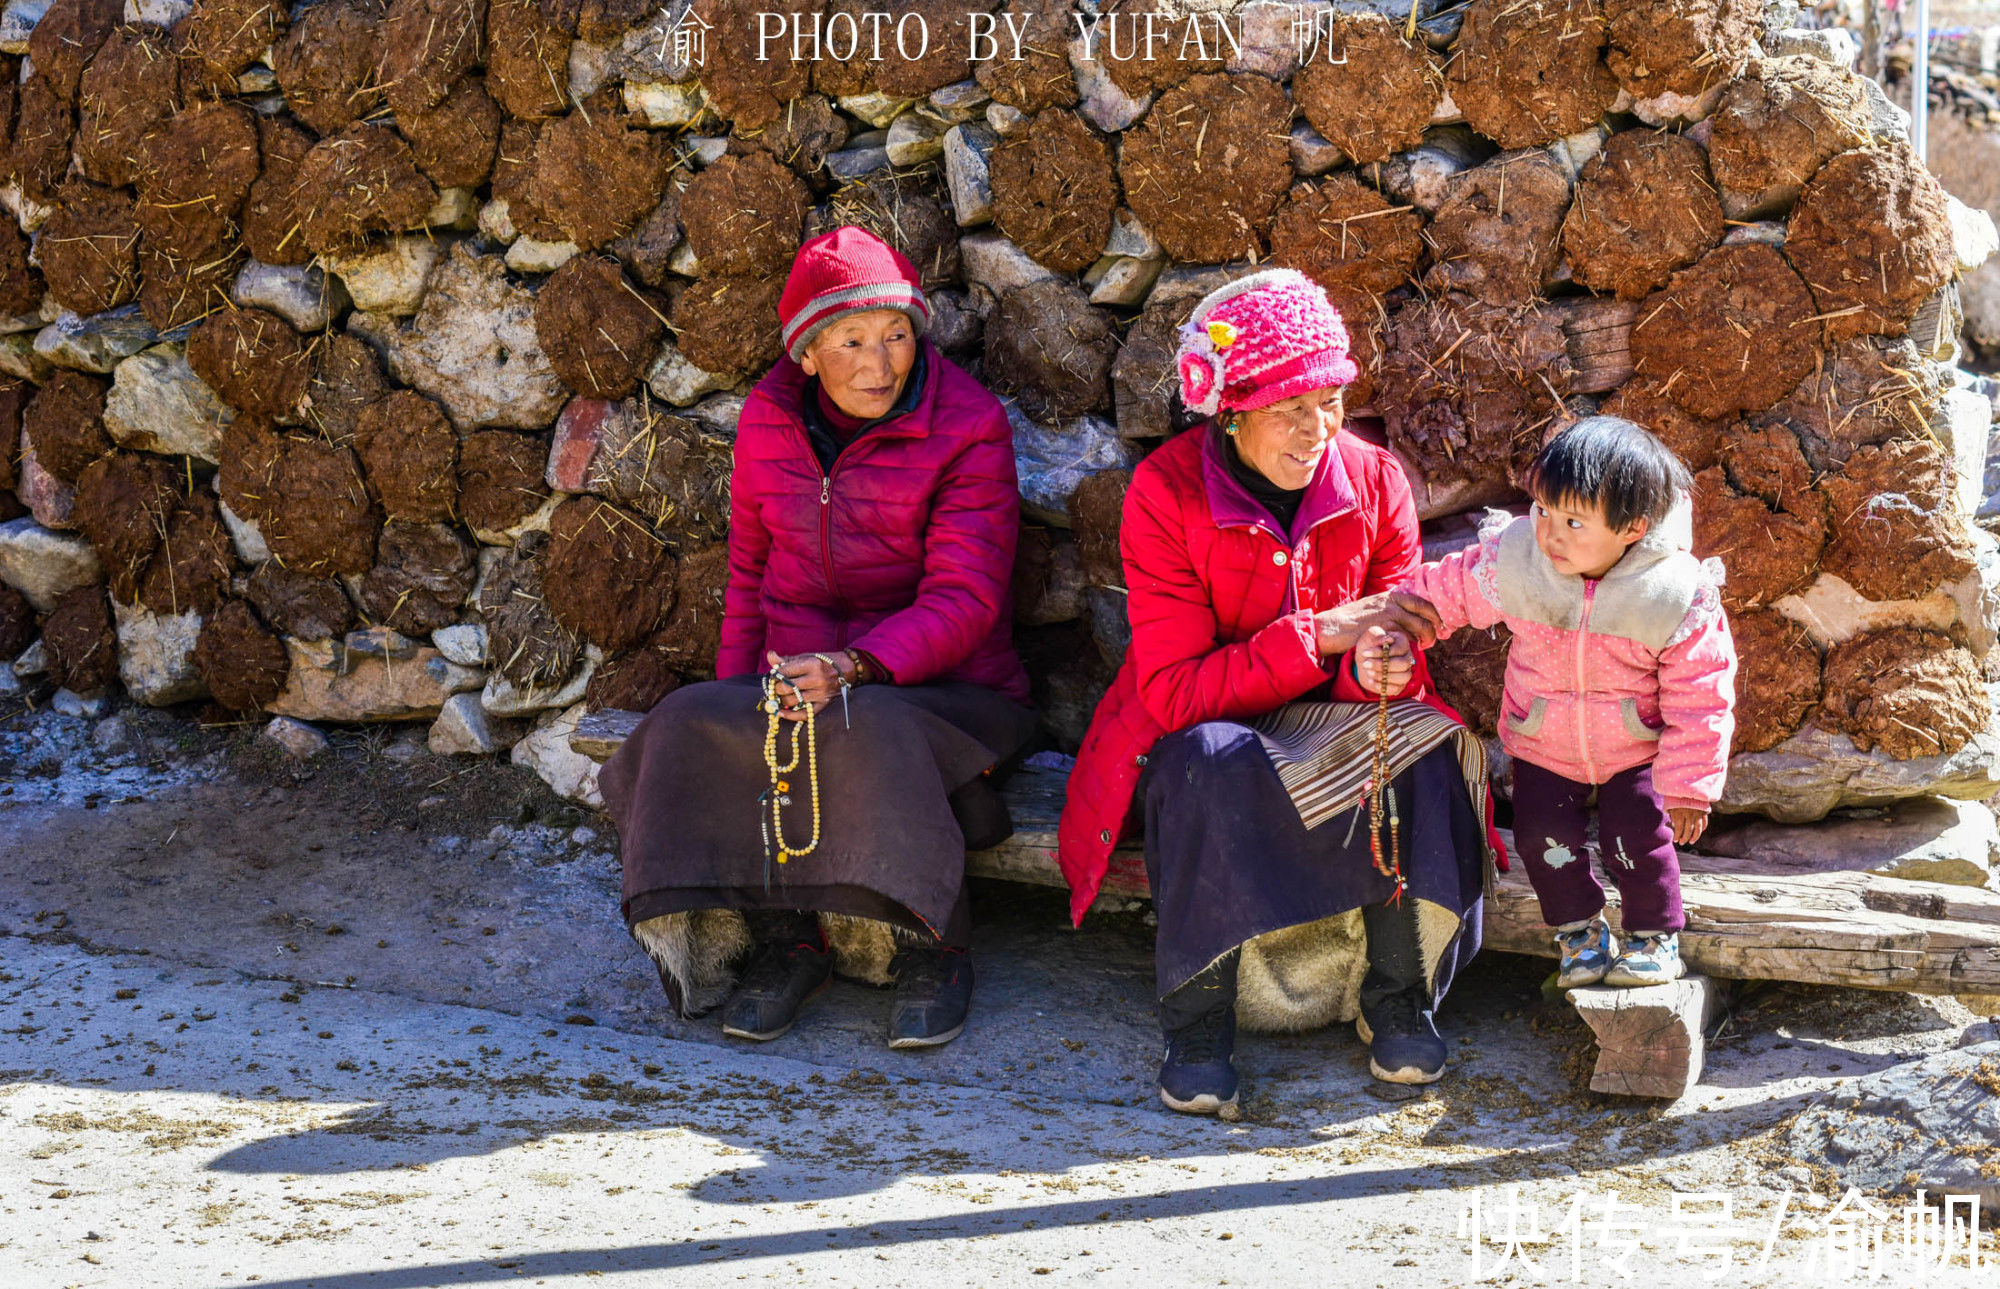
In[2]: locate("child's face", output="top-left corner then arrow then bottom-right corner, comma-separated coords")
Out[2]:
1532,495 -> 1650,579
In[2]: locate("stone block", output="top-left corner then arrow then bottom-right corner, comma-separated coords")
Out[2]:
1569,974 -> 1720,1099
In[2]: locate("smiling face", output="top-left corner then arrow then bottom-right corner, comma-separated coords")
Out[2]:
1227,385 -> 1345,491
1532,492 -> 1650,579
799,308 -> 919,421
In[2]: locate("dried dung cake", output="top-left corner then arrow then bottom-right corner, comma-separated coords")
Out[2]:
534,255 -> 666,399
28,0 -> 122,104
806,0 -> 873,98
484,0 -> 569,120
524,90 -> 672,250
302,333 -> 391,447
1717,421 -> 1814,513
1690,463 -> 1824,611
1784,141 -> 1956,344
75,24 -> 182,188
1269,173 -> 1425,298
989,108 -> 1121,275
290,122 -> 439,254
273,0 -> 387,135
39,181 -> 141,314
355,390 -> 461,523
176,0 -> 286,90
1292,13 -> 1441,166
186,307 -> 312,420
1425,621 -> 1512,737
479,530 -> 583,685
1326,285 -> 1382,411
457,429 -> 550,532
679,152 -> 810,278
219,416 -> 380,575
1067,467 -> 1130,589
378,0 -> 485,116
244,559 -> 355,639
974,0 -> 1077,112
12,73 -> 81,203
809,170 -> 962,289
695,0 -> 814,129
1754,335 -> 1940,472
0,379 -> 23,495
1109,296 -> 1186,439
1422,149 -> 1572,303
137,217 -> 242,330
1448,0 -> 1619,150
669,274 -> 784,375
398,75 -> 502,189
1374,295 -> 1572,496
193,597 -> 290,711
0,580 -> 35,660
24,371 -> 112,485
608,183 -> 685,290
1097,0 -> 1228,99
1728,608 -> 1820,753
0,220 -> 41,316
1630,243 -> 1820,419
1705,57 -> 1871,210
242,115 -> 315,267
1561,131 -> 1724,300
1819,628 -> 1986,760
1597,375 -> 1726,472
43,586 -> 118,694
1602,0 -> 1759,101
1119,73 -> 1293,265
356,520 -> 477,635
541,495 -> 675,652
984,280 -> 1117,422
650,540 -> 728,676
1817,438 -> 1977,603
585,638 -> 681,712
137,491 -> 235,616
536,0 -> 650,43
731,94 -> 849,182
71,449 -> 178,603
581,401 -> 732,549
872,0 -> 987,97
136,100 -> 261,232
491,118 -> 567,242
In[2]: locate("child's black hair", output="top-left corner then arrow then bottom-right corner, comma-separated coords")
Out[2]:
1523,415 -> 1691,533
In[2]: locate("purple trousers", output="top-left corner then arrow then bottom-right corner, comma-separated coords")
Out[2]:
1511,758 -> 1684,935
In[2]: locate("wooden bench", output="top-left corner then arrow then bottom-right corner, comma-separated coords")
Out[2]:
574,709 -> 2000,999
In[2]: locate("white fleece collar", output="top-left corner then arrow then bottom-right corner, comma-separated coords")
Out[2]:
1482,499 -> 1712,651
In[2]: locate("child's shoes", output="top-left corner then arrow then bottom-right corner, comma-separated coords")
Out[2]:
1604,931 -> 1684,987
1553,917 -> 1615,989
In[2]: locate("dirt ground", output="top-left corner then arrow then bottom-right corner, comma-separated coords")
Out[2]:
0,694 -> 1995,1286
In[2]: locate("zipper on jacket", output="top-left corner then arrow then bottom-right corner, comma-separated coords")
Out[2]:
1577,580 -> 1597,784
818,472 -> 841,644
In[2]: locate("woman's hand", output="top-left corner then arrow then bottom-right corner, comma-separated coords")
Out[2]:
765,650 -> 857,722
1668,807 -> 1708,846
1352,627 -> 1414,696
1313,591 -> 1441,659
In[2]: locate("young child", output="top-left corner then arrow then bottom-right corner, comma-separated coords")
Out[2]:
1394,416 -> 1737,988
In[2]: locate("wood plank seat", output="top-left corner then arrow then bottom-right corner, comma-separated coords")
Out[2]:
573,709 -> 2000,996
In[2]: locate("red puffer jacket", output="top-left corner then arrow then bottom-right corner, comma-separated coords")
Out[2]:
1057,424 -> 1502,923
719,343 -> 1030,703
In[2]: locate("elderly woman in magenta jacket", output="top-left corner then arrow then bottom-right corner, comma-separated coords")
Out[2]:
1059,270 -> 1503,1116
602,227 -> 1033,1051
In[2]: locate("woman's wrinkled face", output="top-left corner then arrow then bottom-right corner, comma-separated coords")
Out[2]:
1227,385 -> 1345,491
1532,493 -> 1649,579
800,308 -> 919,421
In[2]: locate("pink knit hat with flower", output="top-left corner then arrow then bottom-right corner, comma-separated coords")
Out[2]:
1174,269 -> 1358,417
778,225 -> 930,364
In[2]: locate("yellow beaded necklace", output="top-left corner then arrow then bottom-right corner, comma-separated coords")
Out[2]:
759,667 -> 822,869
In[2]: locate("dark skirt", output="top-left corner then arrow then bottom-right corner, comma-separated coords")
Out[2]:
602,677 -> 1039,942
1143,719 -> 1488,1009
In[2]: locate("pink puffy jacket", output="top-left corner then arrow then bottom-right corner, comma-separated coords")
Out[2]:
1401,507 -> 1737,813
718,343 -> 1030,703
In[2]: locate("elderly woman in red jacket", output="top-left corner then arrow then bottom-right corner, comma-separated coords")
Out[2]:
602,227 -> 1034,1050
1059,270 -> 1501,1115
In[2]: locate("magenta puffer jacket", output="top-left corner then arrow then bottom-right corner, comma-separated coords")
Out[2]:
718,343 -> 1030,703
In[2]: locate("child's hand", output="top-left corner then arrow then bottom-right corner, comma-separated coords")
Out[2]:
1668,807 -> 1707,845
1354,626 -> 1414,696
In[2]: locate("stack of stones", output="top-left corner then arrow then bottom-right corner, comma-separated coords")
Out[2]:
0,0 -> 1994,842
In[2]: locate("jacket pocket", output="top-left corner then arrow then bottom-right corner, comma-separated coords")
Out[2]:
1505,696 -> 1548,737
1620,697 -> 1663,741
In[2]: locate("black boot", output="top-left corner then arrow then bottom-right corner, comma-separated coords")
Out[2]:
1355,900 -> 1447,1084
888,944 -> 973,1049
720,910 -> 832,1042
1157,950 -> 1241,1116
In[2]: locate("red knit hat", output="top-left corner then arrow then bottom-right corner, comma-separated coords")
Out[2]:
1174,268 -> 1358,417
777,226 -> 930,364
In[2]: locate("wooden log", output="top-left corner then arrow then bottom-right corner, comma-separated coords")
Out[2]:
1568,974 -> 1720,1099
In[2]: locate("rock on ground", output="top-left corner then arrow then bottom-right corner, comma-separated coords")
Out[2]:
0,516 -> 103,611
510,700 -> 601,803
429,690 -> 524,755
1698,797 -> 1998,887
101,344 -> 233,462
266,627 -> 484,723
1784,1040 -> 2000,1210
110,597 -> 207,706
261,714 -> 328,758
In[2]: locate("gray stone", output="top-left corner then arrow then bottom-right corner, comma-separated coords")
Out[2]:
623,80 -> 708,128
425,187 -> 479,230
325,236 -> 441,316
926,288 -> 983,354
512,701 -> 603,804
1289,120 -> 1344,177
102,343 -> 233,462
1069,30 -> 1152,132
236,63 -> 276,93
34,305 -> 158,373
1861,73 -> 1911,141
429,691 -> 523,755
214,491 -> 270,565
1226,0 -> 1306,80
943,122 -> 997,227
681,135 -> 729,167
1086,584 -> 1130,669
838,92 -> 916,129
646,343 -> 737,407
17,435 -> 76,530
431,623 -> 489,668
1785,1041 -> 2000,1210
0,296 -> 55,334
928,78 -> 990,120
1104,208 -> 1160,261
684,392 -> 746,440
110,599 -> 207,707
267,627 -> 484,723
567,38 -> 616,100
12,638 -> 46,676
1940,385 -> 1993,517
604,0 -> 696,83
1145,263 -> 1258,311
960,232 -> 1057,308
1765,25 -> 1857,68
1947,194 -> 1998,275
232,261 -> 349,332
826,143 -> 893,181
0,0 -> 47,54
886,108 -> 948,166
0,331 -> 51,381
481,646 -> 597,717
262,715 -> 328,759
0,179 -> 51,233
123,0 -> 189,23
1546,125 -> 1610,180
355,244 -> 567,431
1629,81 -> 1728,127
1966,260 -> 2000,364
0,665 -> 18,695
985,102 -> 1027,136
477,198 -> 519,245
1721,220 -> 1787,247
1088,256 -> 1163,307
666,240 -> 700,277
1009,403 -> 1138,527
51,687 -> 110,718
1374,126 -> 1491,214
1698,796 -> 1998,887
0,518 -> 102,612
90,711 -> 134,752
505,236 -> 580,274
1907,281 -> 1962,364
